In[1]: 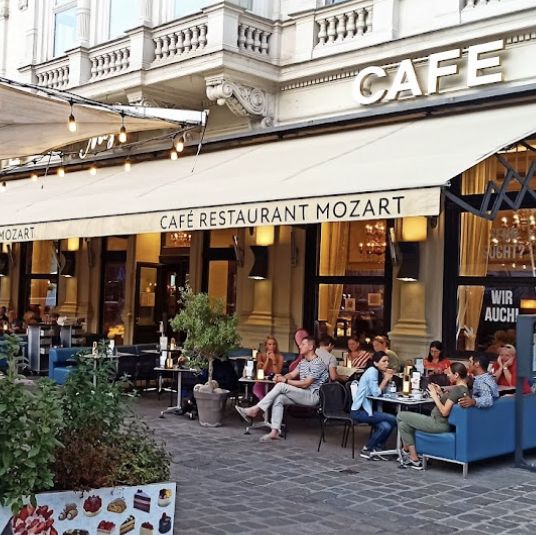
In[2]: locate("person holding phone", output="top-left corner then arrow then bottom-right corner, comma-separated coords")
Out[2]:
397,362 -> 469,470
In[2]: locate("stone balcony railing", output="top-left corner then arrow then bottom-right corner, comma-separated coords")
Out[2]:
237,12 -> 273,57
33,56 -> 70,89
89,37 -> 131,80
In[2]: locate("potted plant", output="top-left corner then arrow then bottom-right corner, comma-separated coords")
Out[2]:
1,339 -> 176,535
170,286 -> 241,427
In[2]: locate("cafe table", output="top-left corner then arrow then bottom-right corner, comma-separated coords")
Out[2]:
367,394 -> 434,460
156,366 -> 198,418
238,376 -> 277,434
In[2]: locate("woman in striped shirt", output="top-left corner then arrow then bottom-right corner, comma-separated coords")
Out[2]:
347,336 -> 372,369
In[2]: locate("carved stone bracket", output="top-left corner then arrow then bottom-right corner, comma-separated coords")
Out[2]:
206,78 -> 274,128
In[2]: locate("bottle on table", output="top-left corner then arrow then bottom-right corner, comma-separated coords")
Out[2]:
402,365 -> 411,396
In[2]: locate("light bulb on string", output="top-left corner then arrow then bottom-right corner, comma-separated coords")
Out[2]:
89,164 -> 97,176
30,173 -> 38,182
68,101 -> 77,133
57,165 -> 65,177
119,113 -> 127,143
174,136 -> 184,153
0,181 -> 6,192
124,157 -> 132,172
170,147 -> 178,161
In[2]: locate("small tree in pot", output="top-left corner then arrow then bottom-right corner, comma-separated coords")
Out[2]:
170,286 -> 240,426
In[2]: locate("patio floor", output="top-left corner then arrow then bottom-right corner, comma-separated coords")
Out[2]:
134,393 -> 536,535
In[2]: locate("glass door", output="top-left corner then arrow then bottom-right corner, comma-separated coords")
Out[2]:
134,263 -> 160,344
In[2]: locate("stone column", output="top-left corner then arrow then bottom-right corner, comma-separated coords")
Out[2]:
76,0 -> 90,48
127,25 -> 155,70
139,0 -> 153,27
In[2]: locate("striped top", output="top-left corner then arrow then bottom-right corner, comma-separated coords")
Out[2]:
298,356 -> 329,394
350,350 -> 372,369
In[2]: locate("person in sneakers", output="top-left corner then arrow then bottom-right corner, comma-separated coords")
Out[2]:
236,336 -> 328,441
398,362 -> 469,470
350,351 -> 396,460
458,354 -> 499,408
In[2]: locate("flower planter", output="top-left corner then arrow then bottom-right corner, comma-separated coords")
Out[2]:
1,482 -> 176,535
193,388 -> 229,427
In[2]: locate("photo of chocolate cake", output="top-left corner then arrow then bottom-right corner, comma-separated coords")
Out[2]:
158,513 -> 171,534
120,515 -> 135,535
133,490 -> 151,513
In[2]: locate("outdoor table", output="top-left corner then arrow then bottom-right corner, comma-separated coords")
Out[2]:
367,394 -> 434,460
238,376 -> 277,434
80,353 -> 120,386
156,366 -> 198,418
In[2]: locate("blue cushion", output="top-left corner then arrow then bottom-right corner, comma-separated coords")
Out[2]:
228,348 -> 252,358
53,366 -> 76,385
416,431 -> 456,459
282,352 -> 298,363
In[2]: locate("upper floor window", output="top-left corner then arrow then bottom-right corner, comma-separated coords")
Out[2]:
110,0 -> 140,39
53,0 -> 76,56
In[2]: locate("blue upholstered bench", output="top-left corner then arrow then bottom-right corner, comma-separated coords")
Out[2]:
49,347 -> 89,385
415,394 -> 536,477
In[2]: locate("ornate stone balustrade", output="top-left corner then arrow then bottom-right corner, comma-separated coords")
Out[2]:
315,1 -> 373,47
35,60 -> 69,89
89,41 -> 130,80
464,0 -> 492,6
237,17 -> 271,56
152,17 -> 208,62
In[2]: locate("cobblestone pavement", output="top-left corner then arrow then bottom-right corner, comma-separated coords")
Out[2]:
134,394 -> 536,535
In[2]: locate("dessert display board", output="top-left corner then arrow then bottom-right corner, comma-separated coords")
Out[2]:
0,482 -> 176,535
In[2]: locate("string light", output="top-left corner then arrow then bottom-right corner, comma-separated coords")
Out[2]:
119,113 -> 127,143
124,157 -> 131,172
57,154 -> 65,177
31,173 -> 38,182
174,136 -> 184,153
68,101 -> 76,133
170,147 -> 178,161
89,164 -> 97,176
0,181 -> 6,192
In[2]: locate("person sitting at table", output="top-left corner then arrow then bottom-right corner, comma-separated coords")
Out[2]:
350,351 -> 396,459
316,335 -> 348,382
347,336 -> 372,369
398,362 -> 469,470
236,336 -> 328,441
372,335 -> 402,372
423,340 -> 451,374
288,328 -> 309,372
491,344 -> 531,394
458,354 -> 499,409
253,336 -> 284,400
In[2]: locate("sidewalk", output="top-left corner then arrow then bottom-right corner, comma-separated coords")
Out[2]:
135,395 -> 536,535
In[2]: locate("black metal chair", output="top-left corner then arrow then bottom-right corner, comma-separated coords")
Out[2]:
317,382 -> 356,458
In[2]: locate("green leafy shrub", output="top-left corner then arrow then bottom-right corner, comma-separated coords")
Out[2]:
0,335 -> 63,513
170,286 -> 241,383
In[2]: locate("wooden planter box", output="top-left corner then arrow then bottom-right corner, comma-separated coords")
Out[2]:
1,482 -> 176,535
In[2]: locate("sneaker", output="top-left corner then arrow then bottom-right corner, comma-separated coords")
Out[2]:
408,459 -> 424,471
359,447 -> 380,461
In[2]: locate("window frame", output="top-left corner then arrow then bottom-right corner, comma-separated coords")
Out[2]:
52,0 -> 77,58
108,0 -> 140,40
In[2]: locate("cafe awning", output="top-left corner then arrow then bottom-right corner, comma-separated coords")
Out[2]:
1,101 -> 536,242
0,80 -> 204,160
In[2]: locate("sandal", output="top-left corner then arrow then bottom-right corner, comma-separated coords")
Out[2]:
235,406 -> 252,425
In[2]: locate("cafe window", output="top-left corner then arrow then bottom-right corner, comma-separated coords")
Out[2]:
445,154 -> 536,354
109,0 -> 139,38
100,237 -> 127,343
53,0 -> 76,56
307,221 -> 391,346
202,230 -> 237,315
20,241 -> 60,316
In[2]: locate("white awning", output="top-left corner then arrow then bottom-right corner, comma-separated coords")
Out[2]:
0,82 -> 204,160
1,101 -> 536,242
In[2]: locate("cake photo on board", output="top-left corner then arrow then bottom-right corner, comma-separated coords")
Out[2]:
157,489 -> 173,507
140,521 -> 154,535
133,489 -> 151,513
158,513 -> 171,534
82,495 -> 102,517
96,520 -> 116,535
107,498 -> 127,514
120,515 -> 135,535
62,530 -> 90,535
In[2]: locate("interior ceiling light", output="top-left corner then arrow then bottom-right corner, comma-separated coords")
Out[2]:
119,113 -> 127,143
30,173 -> 38,182
68,101 -> 76,133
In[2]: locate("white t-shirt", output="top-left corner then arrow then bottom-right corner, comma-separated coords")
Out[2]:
315,347 -> 337,369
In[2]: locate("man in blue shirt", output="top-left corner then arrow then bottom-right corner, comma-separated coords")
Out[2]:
459,354 -> 499,408
236,336 -> 328,441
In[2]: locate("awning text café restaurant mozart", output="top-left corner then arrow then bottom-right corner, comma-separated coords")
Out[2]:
2,36 -> 536,361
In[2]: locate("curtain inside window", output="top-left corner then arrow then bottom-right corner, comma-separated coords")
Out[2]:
457,158 -> 495,349
318,222 -> 350,335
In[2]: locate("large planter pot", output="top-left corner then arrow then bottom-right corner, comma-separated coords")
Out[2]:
193,388 -> 229,427
1,482 -> 176,535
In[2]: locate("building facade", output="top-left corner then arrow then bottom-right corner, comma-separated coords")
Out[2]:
1,0 -> 536,359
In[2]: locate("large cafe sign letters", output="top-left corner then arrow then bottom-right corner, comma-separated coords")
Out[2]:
0,187 -> 440,243
353,39 -> 504,105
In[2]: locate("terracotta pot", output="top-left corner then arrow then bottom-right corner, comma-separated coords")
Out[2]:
193,389 -> 229,427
